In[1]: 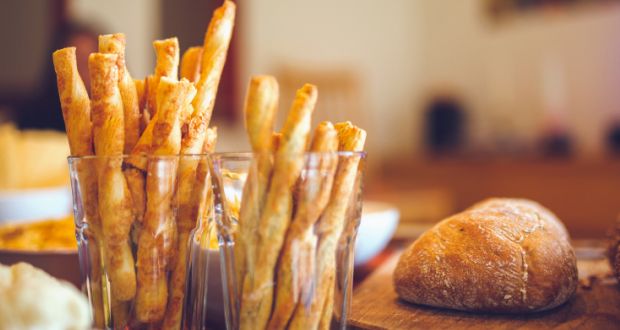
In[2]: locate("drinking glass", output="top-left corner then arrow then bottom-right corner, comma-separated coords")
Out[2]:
68,155 -> 212,329
209,151 -> 365,330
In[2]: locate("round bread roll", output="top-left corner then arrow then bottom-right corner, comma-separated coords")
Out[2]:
393,198 -> 578,313
0,262 -> 90,329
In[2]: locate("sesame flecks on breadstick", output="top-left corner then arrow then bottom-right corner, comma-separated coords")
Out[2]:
236,76 -> 279,305
53,47 -> 105,328
192,0 -> 235,127
180,46 -> 203,83
99,33 -> 141,153
89,52 -> 137,301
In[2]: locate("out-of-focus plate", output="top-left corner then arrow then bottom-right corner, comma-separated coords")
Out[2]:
0,186 -> 72,223
355,201 -> 400,266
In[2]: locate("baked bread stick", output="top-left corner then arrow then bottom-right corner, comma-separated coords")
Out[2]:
99,33 -> 140,153
134,78 -> 149,134
268,121 -> 338,330
53,48 -> 98,228
236,76 -> 279,304
239,84 -> 317,330
53,47 -> 105,327
53,48 -> 94,158
192,0 -> 235,126
146,37 -> 180,118
89,52 -> 136,301
180,46 -> 203,83
135,77 -> 194,323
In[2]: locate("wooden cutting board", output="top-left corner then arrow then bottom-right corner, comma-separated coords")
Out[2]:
348,252 -> 620,329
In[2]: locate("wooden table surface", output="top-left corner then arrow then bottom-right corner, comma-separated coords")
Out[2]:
349,246 -> 619,329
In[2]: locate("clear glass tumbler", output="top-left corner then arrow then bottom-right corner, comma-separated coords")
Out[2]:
68,155 -> 213,329
209,151 -> 366,330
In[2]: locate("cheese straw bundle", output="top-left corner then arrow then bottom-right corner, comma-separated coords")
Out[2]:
211,76 -> 366,330
54,1 -> 236,329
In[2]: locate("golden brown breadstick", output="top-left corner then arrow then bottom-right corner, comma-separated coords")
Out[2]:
135,160 -> 177,323
145,37 -> 180,118
268,121 -> 338,329
289,122 -> 366,329
272,132 -> 283,152
135,78 -> 194,323
124,78 -> 155,223
53,47 -> 105,328
152,78 -> 195,155
163,126 -> 217,330
135,78 -> 146,111
145,75 -> 159,121
53,48 -> 98,227
52,48 -> 93,157
89,52 -> 137,301
239,84 -> 317,330
154,37 -> 180,79
99,33 -> 141,153
135,78 -> 149,135
194,127 -> 218,227
180,46 -> 203,83
236,76 -> 279,304
192,0 -> 235,126
318,281 -> 335,330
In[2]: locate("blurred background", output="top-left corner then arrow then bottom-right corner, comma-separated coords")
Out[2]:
1,0 -> 619,239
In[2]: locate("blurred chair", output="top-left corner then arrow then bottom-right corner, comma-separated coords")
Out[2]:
277,65 -> 363,128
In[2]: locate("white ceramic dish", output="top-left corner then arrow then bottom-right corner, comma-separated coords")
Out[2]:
0,186 -> 72,223
354,201 -> 400,266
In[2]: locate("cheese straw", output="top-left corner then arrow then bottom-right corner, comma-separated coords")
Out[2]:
239,84 -> 317,330
268,121 -> 339,329
88,52 -> 137,301
146,38 -> 180,119
289,122 -> 366,329
192,0 -> 236,126
98,33 -> 140,153
180,46 -> 203,83
52,47 -> 105,328
236,76 -> 279,305
135,77 -> 194,323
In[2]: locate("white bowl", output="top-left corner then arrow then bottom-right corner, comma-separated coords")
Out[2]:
354,201 -> 400,266
0,186 -> 72,223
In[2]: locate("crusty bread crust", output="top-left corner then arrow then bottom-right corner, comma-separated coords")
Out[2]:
393,198 -> 578,313
608,216 -> 620,283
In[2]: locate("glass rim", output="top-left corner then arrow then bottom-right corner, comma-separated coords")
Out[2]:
211,151 -> 367,159
67,154 -> 210,162
68,151 -> 367,163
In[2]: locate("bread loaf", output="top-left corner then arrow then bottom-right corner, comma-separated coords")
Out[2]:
393,198 -> 578,313
608,216 -> 620,283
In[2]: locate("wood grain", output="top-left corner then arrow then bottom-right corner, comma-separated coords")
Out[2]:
349,250 -> 619,329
